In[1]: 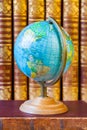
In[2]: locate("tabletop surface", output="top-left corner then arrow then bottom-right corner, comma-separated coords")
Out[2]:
0,100 -> 87,118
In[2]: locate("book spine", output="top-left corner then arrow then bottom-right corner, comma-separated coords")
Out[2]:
63,0 -> 79,100
0,0 -> 12,99
28,0 -> 45,99
28,0 -> 45,24
13,0 -> 28,100
80,0 -> 87,101
46,0 -> 61,101
29,79 -> 41,99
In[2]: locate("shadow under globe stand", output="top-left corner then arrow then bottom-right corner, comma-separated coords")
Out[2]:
14,17 -> 74,115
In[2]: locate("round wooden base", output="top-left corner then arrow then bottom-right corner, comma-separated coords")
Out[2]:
20,97 -> 68,115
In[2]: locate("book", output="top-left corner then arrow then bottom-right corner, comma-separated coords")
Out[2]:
29,79 -> 41,99
28,0 -> 45,99
28,0 -> 45,24
13,0 -> 28,100
46,0 -> 61,101
80,0 -> 87,101
62,0 -> 79,100
0,0 -> 12,99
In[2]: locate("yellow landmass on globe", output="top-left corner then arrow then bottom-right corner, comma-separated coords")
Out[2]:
31,72 -> 37,78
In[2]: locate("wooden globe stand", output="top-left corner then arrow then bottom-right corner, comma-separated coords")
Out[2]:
20,84 -> 68,115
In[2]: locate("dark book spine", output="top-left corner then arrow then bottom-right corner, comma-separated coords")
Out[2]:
0,0 -> 12,99
63,0 -> 79,100
13,0 -> 28,100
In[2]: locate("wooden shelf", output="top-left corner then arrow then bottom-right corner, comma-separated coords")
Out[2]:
0,101 -> 87,130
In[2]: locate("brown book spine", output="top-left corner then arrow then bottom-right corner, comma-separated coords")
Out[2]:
0,0 -> 12,99
63,0 -> 79,100
28,0 -> 45,24
13,0 -> 28,100
46,0 -> 61,101
28,0 -> 45,99
80,0 -> 87,101
29,79 -> 41,99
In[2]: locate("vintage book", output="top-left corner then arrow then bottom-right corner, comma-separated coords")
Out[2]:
28,79 -> 41,99
62,0 -> 79,100
0,101 -> 87,130
46,0 -> 61,101
28,0 -> 45,24
0,0 -> 12,99
28,0 -> 45,99
80,0 -> 87,102
13,0 -> 28,100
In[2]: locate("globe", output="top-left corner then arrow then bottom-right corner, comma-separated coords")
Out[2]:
14,17 -> 74,115
14,17 -> 74,87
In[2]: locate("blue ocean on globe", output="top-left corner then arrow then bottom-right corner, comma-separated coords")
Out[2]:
14,18 -> 74,83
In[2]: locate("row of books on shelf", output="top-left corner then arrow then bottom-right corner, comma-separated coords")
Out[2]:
0,0 -> 87,102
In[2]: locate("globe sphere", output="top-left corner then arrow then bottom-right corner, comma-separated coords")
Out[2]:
14,18 -> 74,86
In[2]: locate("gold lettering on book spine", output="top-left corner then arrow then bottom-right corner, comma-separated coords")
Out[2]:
46,0 -> 61,23
0,0 -> 11,14
28,0 -> 44,23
